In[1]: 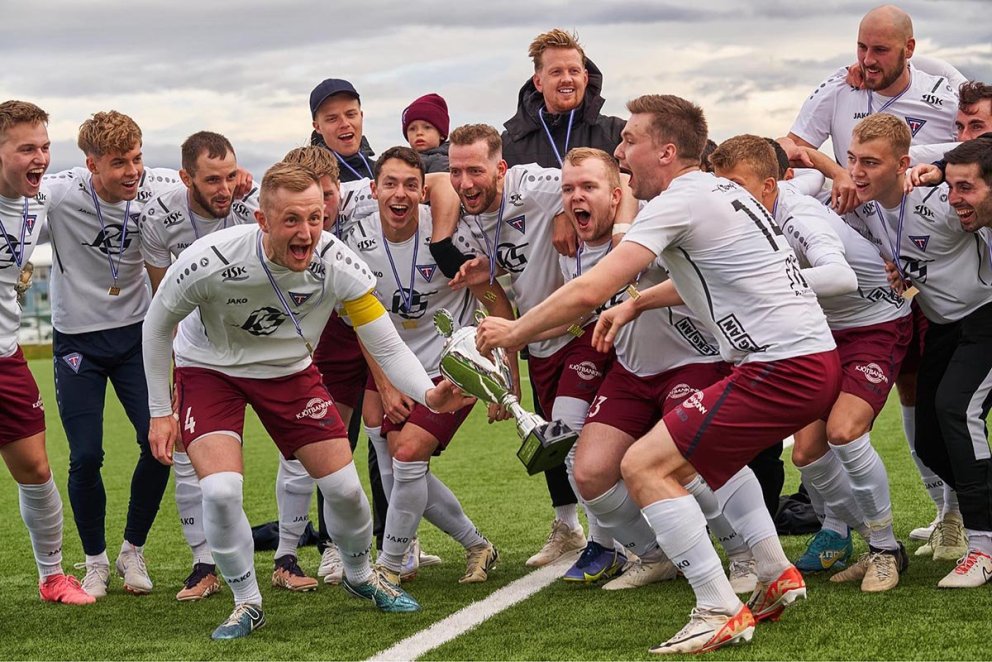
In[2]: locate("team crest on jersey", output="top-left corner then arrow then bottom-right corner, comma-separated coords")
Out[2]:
504,215 -> 526,234
240,306 -> 287,336
289,291 -> 313,306
23,214 -> 37,234
904,116 -> 927,137
496,242 -> 528,273
909,235 -> 930,251
416,264 -> 437,282
62,352 -> 83,373
83,225 -> 132,255
392,288 -> 429,319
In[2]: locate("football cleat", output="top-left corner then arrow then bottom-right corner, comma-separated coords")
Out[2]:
562,541 -> 626,583
272,555 -> 318,592
909,516 -> 938,542
343,566 -> 420,612
861,543 -> 908,593
603,554 -> 678,591
211,603 -> 265,640
525,519 -> 585,567
39,573 -> 96,605
728,558 -> 758,594
829,553 -> 869,583
794,529 -> 853,572
648,605 -> 755,655
932,513 -> 968,562
461,539 -> 499,584
177,563 -> 221,601
401,538 -> 421,582
74,562 -> 110,599
937,550 -> 992,589
318,544 -> 344,585
419,547 -> 443,568
116,544 -> 153,595
746,565 -> 806,622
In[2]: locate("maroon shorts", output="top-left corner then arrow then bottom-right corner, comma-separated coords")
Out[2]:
587,361 -> 731,439
0,347 -> 45,446
897,300 -> 928,376
367,375 -> 473,452
312,311 -> 367,410
832,315 -> 913,417
528,331 -> 614,414
174,364 -> 348,460
664,350 -> 842,489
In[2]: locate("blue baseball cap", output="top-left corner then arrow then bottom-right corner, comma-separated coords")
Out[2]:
310,79 -> 360,117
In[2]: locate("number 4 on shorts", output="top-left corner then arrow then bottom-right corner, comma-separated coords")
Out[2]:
184,407 -> 196,435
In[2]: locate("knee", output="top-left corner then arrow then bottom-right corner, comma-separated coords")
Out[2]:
390,436 -> 431,464
15,462 -> 52,485
200,472 -> 243,509
790,444 -> 821,468
573,460 -> 612,501
620,445 -> 654,486
68,446 -> 104,473
826,421 -> 868,445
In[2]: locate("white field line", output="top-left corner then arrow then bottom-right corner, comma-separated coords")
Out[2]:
366,551 -> 579,662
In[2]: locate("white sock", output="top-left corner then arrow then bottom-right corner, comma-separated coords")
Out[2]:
423,472 -> 485,549
642,496 -> 741,613
18,478 -> 64,578
275,456 -> 314,559
366,426 -> 393,500
942,486 -> 961,518
829,435 -> 897,550
716,467 -> 788,583
821,504 -> 852,537
805,478 -> 825,520
584,480 -> 660,557
200,472 -> 261,606
314,462 -> 373,585
172,452 -> 213,565
120,540 -> 143,555
554,503 -> 580,530
379,459 -> 429,571
797,450 -> 865,532
552,396 -> 595,538
904,404 -> 945,513
965,529 -> 992,556
563,445 -> 612,548
684,475 -> 749,558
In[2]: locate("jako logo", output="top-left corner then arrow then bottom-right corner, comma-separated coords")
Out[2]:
856,363 -> 888,384
226,297 -> 248,305
569,361 -> 601,381
296,398 -> 331,420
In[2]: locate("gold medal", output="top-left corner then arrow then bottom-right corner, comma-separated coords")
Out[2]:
14,262 -> 33,305
902,286 -> 918,301
625,284 -> 641,300
567,324 -> 585,338
402,319 -> 419,330
305,341 -> 315,356
108,286 -> 121,296
484,291 -> 497,303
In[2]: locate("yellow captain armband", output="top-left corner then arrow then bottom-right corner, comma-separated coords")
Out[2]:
343,291 -> 387,327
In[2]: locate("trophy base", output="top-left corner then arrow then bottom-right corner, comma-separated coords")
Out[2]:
516,421 -> 578,475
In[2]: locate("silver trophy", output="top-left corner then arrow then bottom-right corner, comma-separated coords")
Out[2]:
434,309 -> 577,475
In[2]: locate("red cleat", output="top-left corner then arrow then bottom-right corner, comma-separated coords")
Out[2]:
746,564 -> 806,622
39,573 -> 96,605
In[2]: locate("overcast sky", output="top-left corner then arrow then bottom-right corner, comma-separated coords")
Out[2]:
2,1 -> 989,177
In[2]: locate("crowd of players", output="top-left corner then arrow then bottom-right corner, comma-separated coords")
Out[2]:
1,3 -> 991,654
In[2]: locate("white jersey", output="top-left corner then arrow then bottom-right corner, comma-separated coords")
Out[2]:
346,207 -> 481,377
790,63 -> 958,165
846,186 -> 992,324
775,182 -> 909,329
42,166 -> 181,334
462,164 -> 566,358
156,224 -> 374,379
337,178 -> 377,239
0,194 -> 46,356
138,183 -> 259,267
622,171 -> 836,364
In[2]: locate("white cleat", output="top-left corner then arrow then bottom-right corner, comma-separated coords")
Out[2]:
909,517 -> 938,542
937,550 -> 992,589
603,555 -> 678,591
74,562 -> 110,599
728,558 -> 758,594
526,519 -> 585,568
648,606 -> 755,655
115,544 -> 153,595
318,543 -> 344,585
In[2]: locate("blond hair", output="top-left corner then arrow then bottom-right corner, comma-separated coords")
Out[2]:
852,113 -> 911,157
709,135 -> 779,182
449,124 -> 503,160
0,100 -> 48,142
260,162 -> 320,211
77,111 -> 142,157
528,29 -> 586,71
563,147 -> 621,189
282,146 -> 340,183
626,95 -> 708,164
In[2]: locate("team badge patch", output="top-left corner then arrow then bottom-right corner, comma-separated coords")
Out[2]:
416,264 -> 437,282
289,291 -> 313,306
904,116 -> 927,137
24,214 -> 37,234
505,215 -> 526,234
62,352 -> 83,373
909,235 -> 930,251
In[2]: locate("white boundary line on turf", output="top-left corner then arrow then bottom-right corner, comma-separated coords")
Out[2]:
366,551 -> 579,662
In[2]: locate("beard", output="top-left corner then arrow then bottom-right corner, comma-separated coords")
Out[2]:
863,50 -> 907,92
191,184 -> 231,219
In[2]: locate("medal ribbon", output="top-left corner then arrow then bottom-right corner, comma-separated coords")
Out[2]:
334,151 -> 375,180
867,69 -> 913,115
186,191 -> 229,240
0,198 -> 29,268
539,108 -> 575,168
469,194 -> 506,285
88,180 -> 132,288
873,194 -> 908,280
255,230 -> 319,355
382,223 -> 419,313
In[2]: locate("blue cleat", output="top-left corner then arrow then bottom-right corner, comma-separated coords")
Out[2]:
795,528 -> 853,573
562,541 -> 627,583
211,603 -> 266,640
343,567 -> 421,612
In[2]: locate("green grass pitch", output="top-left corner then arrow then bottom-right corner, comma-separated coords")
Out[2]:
0,358 -> 988,660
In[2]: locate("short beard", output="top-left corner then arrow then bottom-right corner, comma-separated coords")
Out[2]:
191,184 -> 227,219
864,50 -> 907,92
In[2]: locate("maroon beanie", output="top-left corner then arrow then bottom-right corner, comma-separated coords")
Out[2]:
401,93 -> 450,140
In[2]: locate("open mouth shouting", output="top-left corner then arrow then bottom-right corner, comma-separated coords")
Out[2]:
288,240 -> 312,264
25,167 -> 45,192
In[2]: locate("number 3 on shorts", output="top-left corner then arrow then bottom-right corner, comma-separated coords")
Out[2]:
184,407 -> 196,435
587,395 -> 607,419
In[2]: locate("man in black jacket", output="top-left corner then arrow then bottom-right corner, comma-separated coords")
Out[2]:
309,78 -> 377,182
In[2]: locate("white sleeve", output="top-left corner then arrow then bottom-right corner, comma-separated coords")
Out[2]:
789,69 -> 846,148
787,169 -> 826,197
142,298 -> 185,417
801,260 -> 858,297
355,314 -> 435,406
911,55 -> 968,91
138,208 -> 173,268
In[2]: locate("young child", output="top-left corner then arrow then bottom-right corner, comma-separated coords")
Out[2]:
401,93 -> 449,173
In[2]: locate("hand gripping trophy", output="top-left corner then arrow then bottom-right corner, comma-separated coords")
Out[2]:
433,308 -> 577,475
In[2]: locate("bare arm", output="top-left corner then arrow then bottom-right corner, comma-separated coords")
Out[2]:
146,263 -> 168,295
424,173 -> 460,241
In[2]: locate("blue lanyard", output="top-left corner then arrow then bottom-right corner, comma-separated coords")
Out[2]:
334,151 -> 374,180
186,191 -> 228,240
382,222 -> 419,313
0,198 -> 29,268
469,194 -> 506,285
88,179 -> 132,289
867,70 -> 912,115
539,108 -> 575,167
254,230 -> 318,356
575,240 -> 611,276
874,195 -> 907,280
